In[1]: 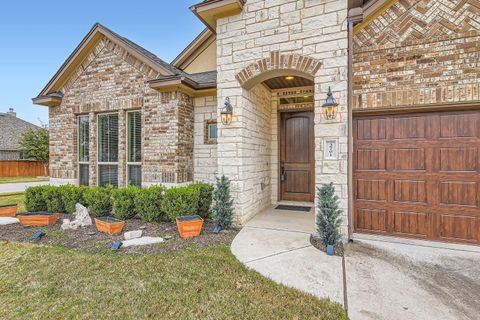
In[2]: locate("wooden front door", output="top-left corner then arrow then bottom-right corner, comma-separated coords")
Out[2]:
280,111 -> 314,202
353,110 -> 480,244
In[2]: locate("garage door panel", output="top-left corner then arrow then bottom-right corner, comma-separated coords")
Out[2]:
392,116 -> 427,140
356,179 -> 386,201
439,148 -> 477,172
393,180 -> 427,204
439,181 -> 478,207
354,110 -> 480,245
440,113 -> 478,138
355,208 -> 387,233
391,149 -> 426,171
437,215 -> 478,242
392,211 -> 428,238
356,149 -> 386,171
356,118 -> 387,141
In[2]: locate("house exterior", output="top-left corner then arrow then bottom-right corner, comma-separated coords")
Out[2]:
33,0 -> 480,245
0,108 -> 41,160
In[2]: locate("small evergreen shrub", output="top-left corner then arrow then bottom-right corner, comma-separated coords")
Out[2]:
112,185 -> 140,220
162,185 -> 199,221
135,185 -> 166,222
25,185 -> 48,212
190,182 -> 214,219
84,185 -> 113,217
60,185 -> 88,214
212,175 -> 234,229
44,186 -> 65,213
316,183 -> 343,246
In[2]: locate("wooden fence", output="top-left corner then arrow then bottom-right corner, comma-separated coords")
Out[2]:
0,161 -> 48,177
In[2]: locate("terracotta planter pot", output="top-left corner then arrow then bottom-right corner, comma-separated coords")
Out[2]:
0,204 -> 17,217
95,217 -> 125,235
17,212 -> 59,226
176,215 -> 204,239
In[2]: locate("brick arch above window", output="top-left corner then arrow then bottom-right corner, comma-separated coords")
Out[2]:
235,51 -> 322,90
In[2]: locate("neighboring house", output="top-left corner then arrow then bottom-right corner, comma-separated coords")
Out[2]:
33,0 -> 480,245
0,108 -> 41,160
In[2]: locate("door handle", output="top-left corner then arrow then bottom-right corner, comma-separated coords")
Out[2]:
280,161 -> 286,182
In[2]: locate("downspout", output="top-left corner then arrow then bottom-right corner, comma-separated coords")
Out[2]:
347,7 -> 363,241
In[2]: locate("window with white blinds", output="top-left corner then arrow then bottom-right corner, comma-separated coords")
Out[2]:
127,111 -> 142,186
78,116 -> 90,186
98,164 -> 119,188
98,113 -> 119,187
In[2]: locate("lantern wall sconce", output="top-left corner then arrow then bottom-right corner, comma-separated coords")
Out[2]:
221,97 -> 233,125
322,87 -> 339,120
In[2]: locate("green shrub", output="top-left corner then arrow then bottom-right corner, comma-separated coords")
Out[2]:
135,185 -> 166,222
212,175 -> 234,229
316,183 -> 343,246
84,186 -> 113,217
25,185 -> 48,212
190,182 -> 214,219
60,185 -> 88,214
162,185 -> 199,222
112,185 -> 140,220
44,186 -> 65,213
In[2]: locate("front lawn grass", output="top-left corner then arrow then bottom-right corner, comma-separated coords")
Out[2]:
0,242 -> 347,320
0,192 -> 25,212
0,176 -> 49,184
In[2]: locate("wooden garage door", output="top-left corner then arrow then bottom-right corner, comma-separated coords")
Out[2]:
353,110 -> 480,244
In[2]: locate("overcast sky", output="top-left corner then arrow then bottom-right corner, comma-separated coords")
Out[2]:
0,0 -> 204,126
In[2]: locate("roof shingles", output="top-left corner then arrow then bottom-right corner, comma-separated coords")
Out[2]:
0,114 -> 41,151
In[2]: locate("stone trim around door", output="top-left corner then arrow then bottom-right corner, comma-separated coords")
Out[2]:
235,51 -> 322,90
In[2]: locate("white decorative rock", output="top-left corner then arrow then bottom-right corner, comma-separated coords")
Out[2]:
122,236 -> 164,248
62,203 -> 92,230
0,217 -> 19,225
73,203 -> 92,226
124,230 -> 143,240
61,219 -> 71,230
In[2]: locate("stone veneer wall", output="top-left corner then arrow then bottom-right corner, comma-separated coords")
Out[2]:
241,83 -> 273,219
193,96 -> 218,182
353,0 -> 480,109
216,0 -> 349,231
50,36 -> 194,186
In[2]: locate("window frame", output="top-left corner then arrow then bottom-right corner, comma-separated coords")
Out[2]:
204,119 -> 218,145
126,110 -> 142,186
77,115 -> 90,186
97,112 -> 119,187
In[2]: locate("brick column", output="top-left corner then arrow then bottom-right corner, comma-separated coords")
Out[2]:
89,112 -> 97,186
118,110 -> 127,187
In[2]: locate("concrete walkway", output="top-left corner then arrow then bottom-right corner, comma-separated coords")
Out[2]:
231,206 -> 345,306
0,181 -> 50,194
231,207 -> 480,320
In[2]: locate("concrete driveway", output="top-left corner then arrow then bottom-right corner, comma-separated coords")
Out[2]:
346,235 -> 480,320
231,207 -> 480,320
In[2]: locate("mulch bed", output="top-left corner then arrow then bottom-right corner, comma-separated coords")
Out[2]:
309,234 -> 344,257
0,213 -> 239,255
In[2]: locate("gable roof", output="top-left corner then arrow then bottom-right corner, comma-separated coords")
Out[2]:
171,28 -> 215,70
0,113 -> 41,151
35,23 -> 180,99
33,23 -> 218,105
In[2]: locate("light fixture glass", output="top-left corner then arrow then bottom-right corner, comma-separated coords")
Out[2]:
285,76 -> 295,80
322,87 -> 339,120
221,97 -> 233,125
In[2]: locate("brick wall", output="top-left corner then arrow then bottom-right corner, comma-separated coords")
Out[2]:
50,36 -> 194,186
353,0 -> 480,110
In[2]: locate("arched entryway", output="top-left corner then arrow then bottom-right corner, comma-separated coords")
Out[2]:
230,52 -> 320,215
